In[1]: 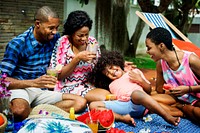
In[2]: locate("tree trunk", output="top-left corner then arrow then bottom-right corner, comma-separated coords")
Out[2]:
165,0 -> 197,38
111,0 -> 129,55
95,0 -> 129,55
179,0 -> 197,35
125,18 -> 145,57
95,0 -> 112,49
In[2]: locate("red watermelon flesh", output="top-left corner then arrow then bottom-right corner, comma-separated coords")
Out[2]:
98,110 -> 115,128
163,84 -> 173,90
77,109 -> 114,128
106,127 -> 126,133
76,109 -> 100,123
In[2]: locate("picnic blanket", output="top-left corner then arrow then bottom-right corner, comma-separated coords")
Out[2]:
13,114 -> 199,133
12,104 -> 200,133
115,114 -> 200,133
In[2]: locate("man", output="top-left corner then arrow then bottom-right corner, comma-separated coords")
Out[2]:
0,6 -> 86,122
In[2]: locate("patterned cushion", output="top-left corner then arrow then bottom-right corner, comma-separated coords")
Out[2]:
17,117 -> 92,133
17,104 -> 92,133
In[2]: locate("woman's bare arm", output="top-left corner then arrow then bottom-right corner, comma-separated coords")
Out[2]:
156,61 -> 165,93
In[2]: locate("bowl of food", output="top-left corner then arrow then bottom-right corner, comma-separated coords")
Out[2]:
0,113 -> 7,133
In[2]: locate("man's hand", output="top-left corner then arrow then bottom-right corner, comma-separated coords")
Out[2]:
32,75 -> 57,89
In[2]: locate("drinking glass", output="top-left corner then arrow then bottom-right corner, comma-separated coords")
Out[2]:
46,67 -> 58,77
86,44 -> 98,63
86,119 -> 98,133
46,67 -> 58,88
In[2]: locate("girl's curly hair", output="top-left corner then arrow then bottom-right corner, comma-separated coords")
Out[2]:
88,50 -> 124,90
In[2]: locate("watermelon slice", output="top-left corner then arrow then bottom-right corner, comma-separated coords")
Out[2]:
106,127 -> 126,133
77,109 -> 114,129
163,84 -> 173,90
98,110 -> 114,128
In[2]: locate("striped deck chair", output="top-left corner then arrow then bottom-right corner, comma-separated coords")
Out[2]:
136,11 -> 200,57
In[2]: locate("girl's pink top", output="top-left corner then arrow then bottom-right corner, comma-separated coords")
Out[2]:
161,51 -> 200,101
109,69 -> 150,102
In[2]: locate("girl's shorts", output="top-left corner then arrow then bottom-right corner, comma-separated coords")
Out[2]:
103,100 -> 146,117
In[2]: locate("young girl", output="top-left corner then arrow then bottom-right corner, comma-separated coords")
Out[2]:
88,50 -> 180,126
145,27 -> 200,123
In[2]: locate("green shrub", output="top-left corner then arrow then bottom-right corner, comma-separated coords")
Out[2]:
125,55 -> 156,70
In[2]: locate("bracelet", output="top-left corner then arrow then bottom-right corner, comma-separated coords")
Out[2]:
188,86 -> 192,93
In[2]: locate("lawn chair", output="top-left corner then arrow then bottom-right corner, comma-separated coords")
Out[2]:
136,11 -> 200,57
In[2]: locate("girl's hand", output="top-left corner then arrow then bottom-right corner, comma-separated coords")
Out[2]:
77,51 -> 96,62
124,61 -> 137,72
128,70 -> 143,85
129,70 -> 152,94
169,86 -> 189,96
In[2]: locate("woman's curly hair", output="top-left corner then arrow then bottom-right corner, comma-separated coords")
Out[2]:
88,50 -> 125,90
63,10 -> 93,36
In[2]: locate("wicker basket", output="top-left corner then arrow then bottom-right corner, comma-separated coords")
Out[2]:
0,113 -> 7,133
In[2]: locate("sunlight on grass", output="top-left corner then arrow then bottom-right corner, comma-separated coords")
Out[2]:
125,55 -> 156,70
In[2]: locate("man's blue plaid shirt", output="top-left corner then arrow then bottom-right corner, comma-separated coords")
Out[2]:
0,26 -> 60,80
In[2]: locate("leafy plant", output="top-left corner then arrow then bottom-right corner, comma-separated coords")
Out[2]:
0,71 -> 11,98
125,55 -> 156,70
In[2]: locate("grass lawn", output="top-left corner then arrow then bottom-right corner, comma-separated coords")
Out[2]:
125,55 -> 156,70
